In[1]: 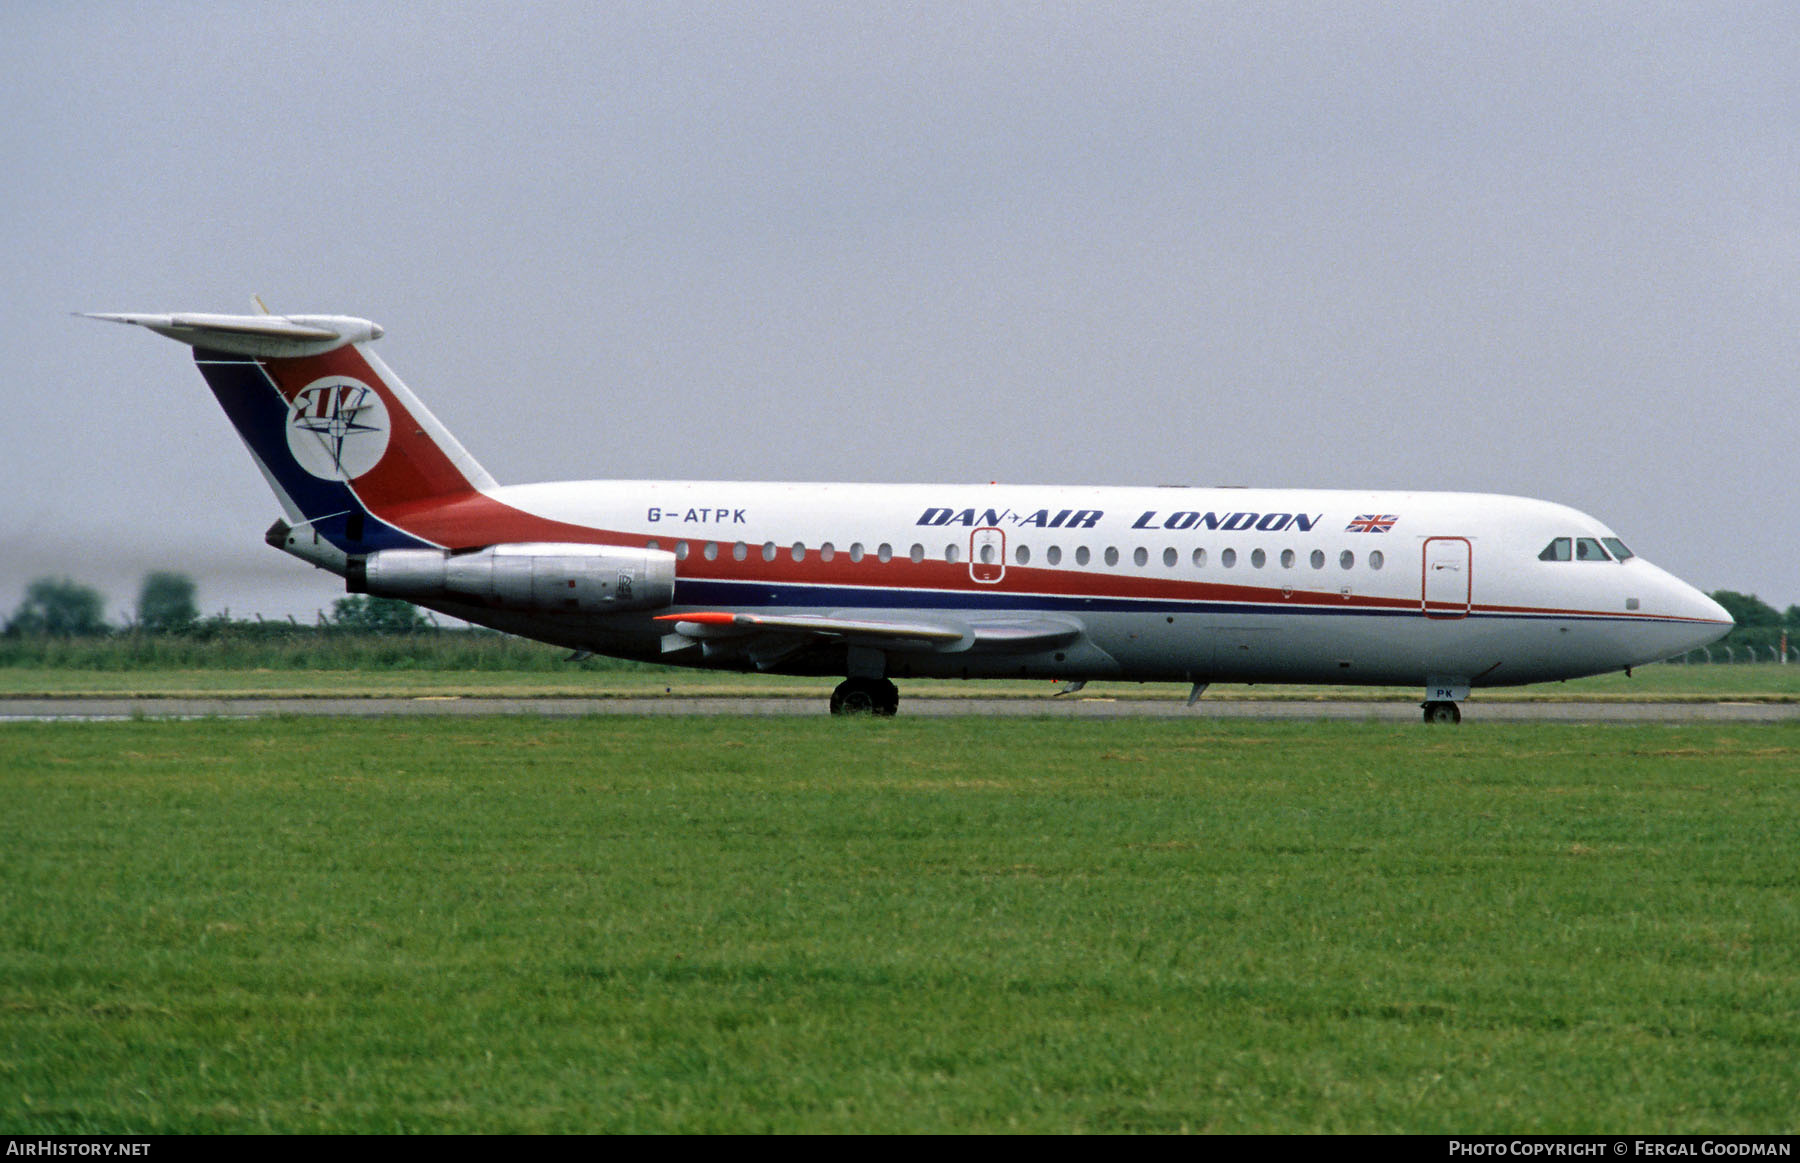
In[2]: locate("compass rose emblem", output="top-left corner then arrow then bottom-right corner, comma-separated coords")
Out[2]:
285,376 -> 391,480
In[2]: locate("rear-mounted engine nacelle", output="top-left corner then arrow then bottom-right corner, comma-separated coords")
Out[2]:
348,543 -> 677,614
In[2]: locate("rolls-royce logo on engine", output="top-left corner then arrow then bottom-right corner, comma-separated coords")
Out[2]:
286,376 -> 390,480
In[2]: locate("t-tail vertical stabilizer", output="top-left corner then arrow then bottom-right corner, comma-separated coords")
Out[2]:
84,311 -> 497,572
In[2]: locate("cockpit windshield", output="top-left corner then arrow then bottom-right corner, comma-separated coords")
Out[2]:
1540,536 -> 1635,563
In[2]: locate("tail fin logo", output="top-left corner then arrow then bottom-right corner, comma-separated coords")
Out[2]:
285,376 -> 391,480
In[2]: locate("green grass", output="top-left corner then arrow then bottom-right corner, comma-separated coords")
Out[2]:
5,628 -> 1797,702
1,660 -> 1796,700
4,717 -> 1797,1132
0,628 -> 661,674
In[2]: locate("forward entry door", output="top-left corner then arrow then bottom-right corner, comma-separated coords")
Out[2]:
1421,537 -> 1472,619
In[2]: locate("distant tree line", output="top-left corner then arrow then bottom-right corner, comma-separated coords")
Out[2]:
3,573 -> 434,638
1704,591 -> 1799,654
0,573 -> 661,672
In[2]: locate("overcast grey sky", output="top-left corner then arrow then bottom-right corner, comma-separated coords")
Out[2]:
4,1 -> 1795,623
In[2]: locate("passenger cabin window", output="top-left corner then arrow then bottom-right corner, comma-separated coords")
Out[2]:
1046,546 -> 1062,566
1538,538 -> 1571,562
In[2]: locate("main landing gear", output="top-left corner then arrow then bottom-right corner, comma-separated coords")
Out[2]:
1421,700 -> 1462,725
830,676 -> 900,717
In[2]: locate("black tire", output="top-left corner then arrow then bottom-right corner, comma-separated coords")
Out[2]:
831,677 -> 897,716
1421,700 -> 1462,725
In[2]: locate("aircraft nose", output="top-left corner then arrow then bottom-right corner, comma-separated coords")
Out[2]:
1664,578 -> 1733,655
1663,577 -> 1731,626
1692,588 -> 1732,627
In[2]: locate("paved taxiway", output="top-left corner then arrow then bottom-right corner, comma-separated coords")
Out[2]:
2,696 -> 1794,723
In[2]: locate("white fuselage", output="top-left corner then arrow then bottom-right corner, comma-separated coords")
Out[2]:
409,480 -> 1730,688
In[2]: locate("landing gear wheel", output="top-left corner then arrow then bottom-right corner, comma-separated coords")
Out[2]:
831,677 -> 900,717
1421,700 -> 1462,725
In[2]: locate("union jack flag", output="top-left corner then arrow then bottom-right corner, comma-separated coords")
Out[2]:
1346,514 -> 1397,533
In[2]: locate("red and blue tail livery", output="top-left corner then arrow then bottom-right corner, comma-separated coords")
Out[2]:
87,309 -> 1732,721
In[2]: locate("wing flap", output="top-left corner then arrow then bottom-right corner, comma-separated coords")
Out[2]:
655,611 -> 1084,653
655,611 -> 965,642
964,618 -> 1083,646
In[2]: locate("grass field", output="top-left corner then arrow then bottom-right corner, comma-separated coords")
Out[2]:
3,716 -> 1797,1133
2,661 -> 1798,701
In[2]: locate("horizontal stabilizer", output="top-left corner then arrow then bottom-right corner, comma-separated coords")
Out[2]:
81,311 -> 382,357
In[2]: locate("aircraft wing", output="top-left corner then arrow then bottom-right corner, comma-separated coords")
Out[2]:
654,610 -> 1084,669
657,611 -> 965,642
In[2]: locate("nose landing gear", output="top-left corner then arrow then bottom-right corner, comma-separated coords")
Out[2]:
1422,676 -> 1470,725
1421,700 -> 1462,725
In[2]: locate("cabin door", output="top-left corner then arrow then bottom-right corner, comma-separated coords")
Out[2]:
970,527 -> 1006,584
1421,537 -> 1472,619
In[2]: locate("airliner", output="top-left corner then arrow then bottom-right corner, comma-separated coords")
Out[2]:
86,309 -> 1732,722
